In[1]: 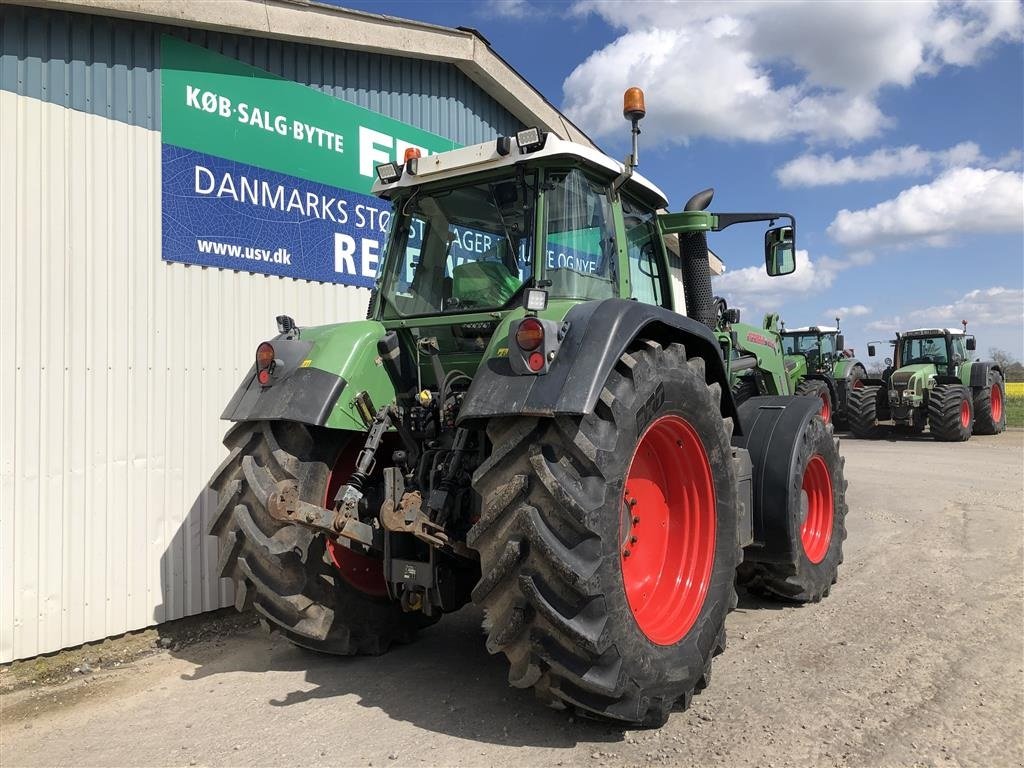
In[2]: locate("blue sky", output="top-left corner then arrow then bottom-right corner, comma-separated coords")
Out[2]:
330,0 -> 1023,359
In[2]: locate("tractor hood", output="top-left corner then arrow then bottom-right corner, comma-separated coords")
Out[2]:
890,363 -> 936,394
221,320 -> 397,431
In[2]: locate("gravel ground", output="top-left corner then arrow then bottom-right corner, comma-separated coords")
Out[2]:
2,432 -> 1022,767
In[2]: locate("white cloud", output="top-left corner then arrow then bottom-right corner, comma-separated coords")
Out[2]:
563,1 -> 1022,145
825,305 -> 872,318
774,142 -> 1021,187
713,249 -> 859,313
827,167 -> 1024,247
909,287 -> 1024,327
483,0 -> 534,19
861,287 -> 1024,356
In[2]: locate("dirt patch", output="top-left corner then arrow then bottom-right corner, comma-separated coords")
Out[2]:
0,609 -> 257,695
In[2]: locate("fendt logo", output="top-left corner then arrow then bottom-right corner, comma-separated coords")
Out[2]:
746,332 -> 778,351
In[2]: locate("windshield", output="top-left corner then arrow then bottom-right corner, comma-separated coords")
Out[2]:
783,333 -> 817,356
783,333 -> 836,369
381,174 -> 535,318
543,169 -> 616,301
899,336 -> 948,366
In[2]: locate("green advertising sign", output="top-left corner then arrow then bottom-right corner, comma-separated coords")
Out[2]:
162,36 -> 457,192
160,36 -> 461,285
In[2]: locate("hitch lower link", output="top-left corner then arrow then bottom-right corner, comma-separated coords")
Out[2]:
266,403 -> 449,549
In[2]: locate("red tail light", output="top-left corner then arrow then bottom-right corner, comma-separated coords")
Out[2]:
516,318 -> 544,351
527,351 -> 545,372
256,342 -> 275,370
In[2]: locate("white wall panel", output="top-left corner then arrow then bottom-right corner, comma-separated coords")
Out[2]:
0,89 -> 370,662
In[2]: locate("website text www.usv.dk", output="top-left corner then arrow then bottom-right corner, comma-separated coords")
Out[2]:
196,238 -> 292,264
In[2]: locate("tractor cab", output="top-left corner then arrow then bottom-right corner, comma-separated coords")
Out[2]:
372,133 -> 673,325
868,327 -> 976,406
781,325 -> 845,374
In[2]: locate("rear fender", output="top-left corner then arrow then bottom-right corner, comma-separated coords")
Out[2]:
731,395 -> 823,560
221,320 -> 397,431
457,298 -> 739,430
961,360 -> 1000,390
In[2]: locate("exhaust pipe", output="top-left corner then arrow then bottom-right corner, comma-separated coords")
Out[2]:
680,188 -> 716,329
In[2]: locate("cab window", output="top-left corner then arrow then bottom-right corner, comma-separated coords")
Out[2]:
543,169 -> 616,301
623,196 -> 668,308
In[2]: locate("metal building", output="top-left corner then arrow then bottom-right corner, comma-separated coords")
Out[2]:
0,0 -> 593,663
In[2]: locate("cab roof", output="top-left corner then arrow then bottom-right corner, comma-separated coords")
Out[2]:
370,134 -> 669,209
901,328 -> 966,337
783,326 -> 838,334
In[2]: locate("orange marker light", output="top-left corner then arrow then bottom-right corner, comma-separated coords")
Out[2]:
623,87 -> 646,121
404,147 -> 422,162
516,318 -> 544,352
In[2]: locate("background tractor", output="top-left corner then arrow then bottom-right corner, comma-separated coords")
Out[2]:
779,321 -> 868,428
204,90 -> 849,727
848,325 -> 1006,441
719,308 -> 795,403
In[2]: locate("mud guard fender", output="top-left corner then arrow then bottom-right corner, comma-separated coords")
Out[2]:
731,395 -> 825,561
456,298 -> 738,429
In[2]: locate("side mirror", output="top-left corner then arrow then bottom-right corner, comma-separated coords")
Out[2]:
966,336 -> 976,351
868,344 -> 876,357
764,225 -> 796,276
837,334 -> 845,352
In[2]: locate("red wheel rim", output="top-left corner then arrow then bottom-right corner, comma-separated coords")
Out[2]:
960,399 -> 970,428
819,392 -> 831,423
991,384 -> 1003,422
800,455 -> 834,564
324,444 -> 388,597
620,415 -> 716,646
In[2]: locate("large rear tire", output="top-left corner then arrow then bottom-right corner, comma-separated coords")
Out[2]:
469,340 -> 740,726
928,385 -> 973,442
737,416 -> 847,602
848,385 -> 886,439
207,420 -> 434,654
972,370 -> 1006,435
833,366 -> 866,430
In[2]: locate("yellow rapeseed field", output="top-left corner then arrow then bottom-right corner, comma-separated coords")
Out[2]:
1005,382 -> 1024,396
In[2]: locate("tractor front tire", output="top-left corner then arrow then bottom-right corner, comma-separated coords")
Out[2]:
207,420 -> 434,655
470,341 -> 739,726
848,386 -> 886,439
928,385 -> 973,442
795,379 -> 833,425
973,371 -> 1006,435
737,416 -> 847,602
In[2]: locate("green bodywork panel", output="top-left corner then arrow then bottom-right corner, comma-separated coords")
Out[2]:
293,320 -> 398,431
957,360 -> 976,387
295,301 -> 581,430
722,313 -> 795,395
832,358 -> 857,379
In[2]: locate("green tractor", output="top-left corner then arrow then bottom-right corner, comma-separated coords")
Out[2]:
778,321 -> 868,428
722,312 -> 843,426
848,325 -> 1006,441
721,308 -> 795,402
205,90 -> 849,726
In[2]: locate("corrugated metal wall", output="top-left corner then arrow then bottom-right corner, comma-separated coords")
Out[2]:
0,4 -> 522,663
